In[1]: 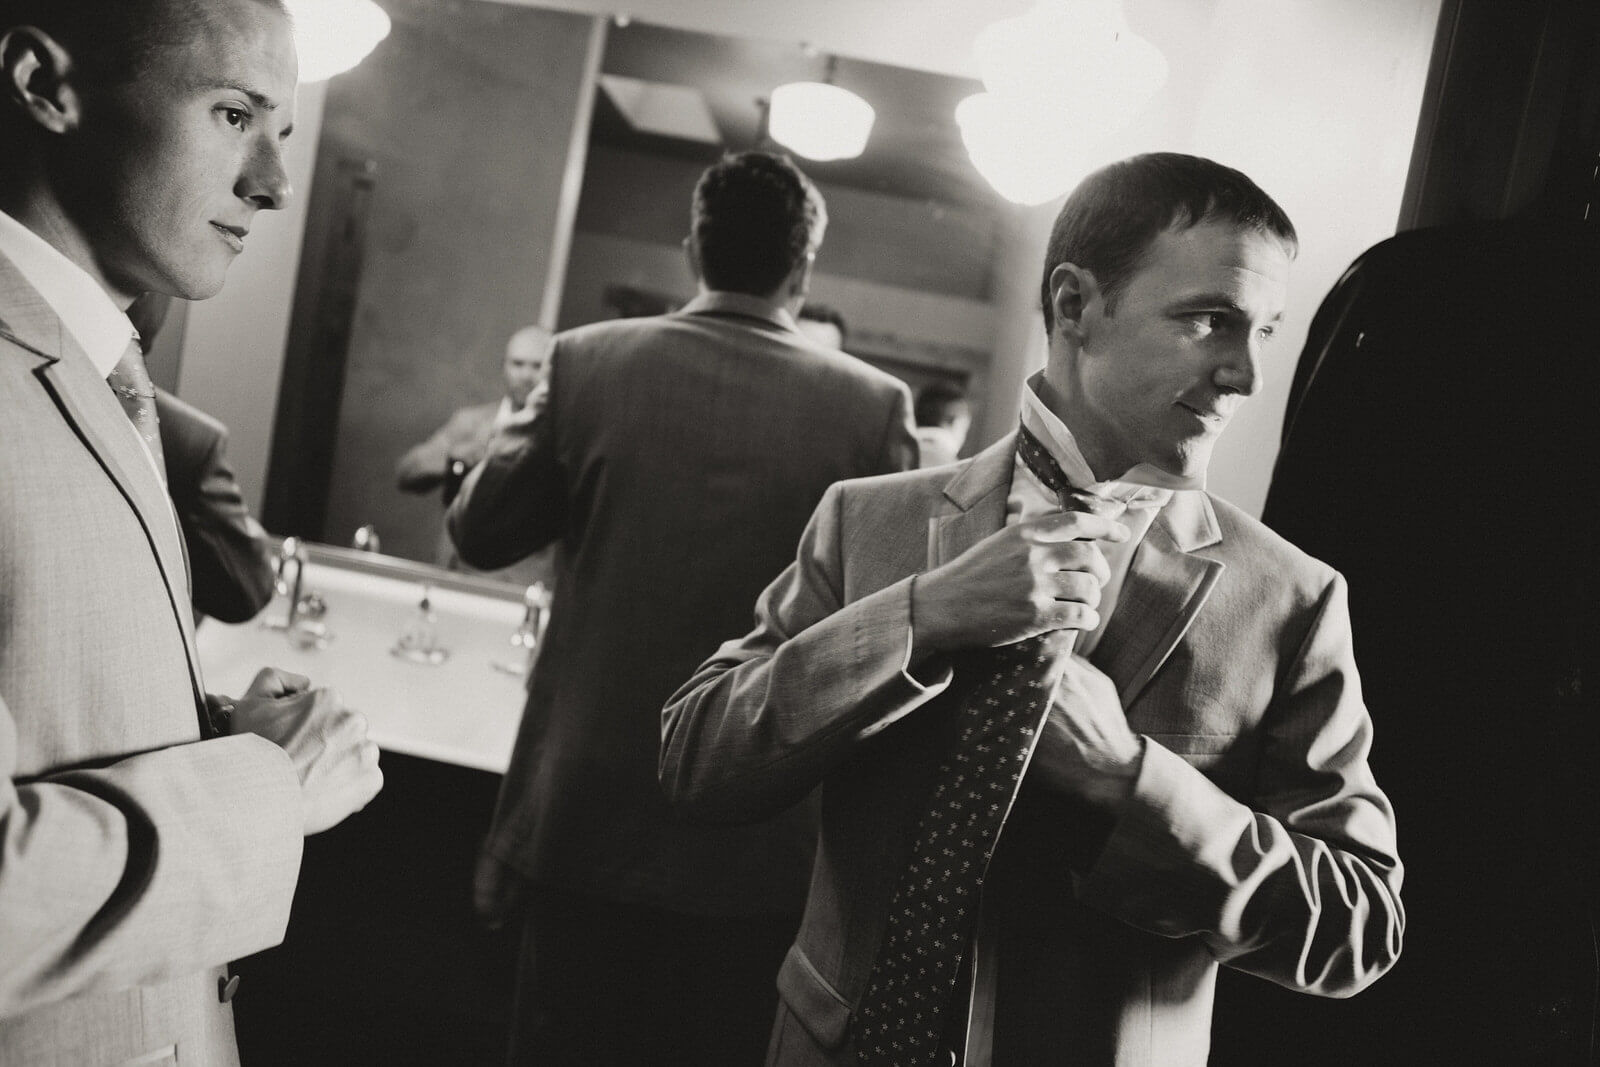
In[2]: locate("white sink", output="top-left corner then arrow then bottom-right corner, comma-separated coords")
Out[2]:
196,544 -> 532,774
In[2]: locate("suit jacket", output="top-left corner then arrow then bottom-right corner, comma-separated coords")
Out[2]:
394,399 -> 501,496
661,433 -> 1404,1065
0,254 -> 304,1067
450,291 -> 918,916
155,389 -> 275,624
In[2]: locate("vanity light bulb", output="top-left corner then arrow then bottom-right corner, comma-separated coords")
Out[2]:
768,82 -> 876,162
286,0 -> 393,83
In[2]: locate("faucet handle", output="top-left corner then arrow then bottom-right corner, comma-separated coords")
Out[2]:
352,525 -> 382,553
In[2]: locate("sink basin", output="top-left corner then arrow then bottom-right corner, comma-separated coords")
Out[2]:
196,543 -> 532,774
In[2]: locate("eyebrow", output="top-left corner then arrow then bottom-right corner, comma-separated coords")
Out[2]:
193,80 -> 280,111
1172,292 -> 1283,322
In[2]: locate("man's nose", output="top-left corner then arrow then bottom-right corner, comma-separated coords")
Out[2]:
237,138 -> 294,211
1214,334 -> 1264,397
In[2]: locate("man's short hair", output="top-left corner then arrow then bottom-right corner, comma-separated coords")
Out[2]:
914,381 -> 969,429
691,151 -> 827,297
0,0 -> 289,86
1039,152 -> 1298,333
798,302 -> 847,343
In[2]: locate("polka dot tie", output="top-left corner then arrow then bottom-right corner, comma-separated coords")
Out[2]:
850,425 -> 1106,1066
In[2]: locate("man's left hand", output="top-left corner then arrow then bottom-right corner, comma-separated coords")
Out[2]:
1029,655 -> 1144,810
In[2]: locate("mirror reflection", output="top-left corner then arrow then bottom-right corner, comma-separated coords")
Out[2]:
261,7 -> 998,575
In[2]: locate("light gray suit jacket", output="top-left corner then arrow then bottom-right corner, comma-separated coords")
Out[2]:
662,433 -> 1404,1065
0,254 -> 304,1067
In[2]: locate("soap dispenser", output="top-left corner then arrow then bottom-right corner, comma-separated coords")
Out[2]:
392,585 -> 449,664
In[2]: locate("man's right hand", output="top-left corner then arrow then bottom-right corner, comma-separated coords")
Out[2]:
911,511 -> 1129,654
229,668 -> 384,835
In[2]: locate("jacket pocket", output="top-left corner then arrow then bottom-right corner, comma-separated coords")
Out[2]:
775,943 -> 853,1050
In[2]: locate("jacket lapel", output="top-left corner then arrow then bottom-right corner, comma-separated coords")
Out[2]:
1,255 -> 210,722
1092,490 -> 1226,707
927,433 -> 1017,568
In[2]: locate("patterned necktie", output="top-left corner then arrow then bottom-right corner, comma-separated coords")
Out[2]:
107,335 -> 166,486
851,425 -> 1117,1067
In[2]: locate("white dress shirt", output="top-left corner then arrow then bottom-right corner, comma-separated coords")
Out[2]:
0,209 -> 173,496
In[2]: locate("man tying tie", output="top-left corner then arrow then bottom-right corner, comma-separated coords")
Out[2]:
662,152 -> 1403,1066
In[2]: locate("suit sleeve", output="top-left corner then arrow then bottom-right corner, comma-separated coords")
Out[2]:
0,698 -> 304,1017
447,365 -> 564,570
395,411 -> 470,494
1076,573 -> 1404,998
660,482 -> 953,822
173,423 -> 275,623
875,384 -> 920,476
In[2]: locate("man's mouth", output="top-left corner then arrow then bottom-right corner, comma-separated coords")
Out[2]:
1177,401 -> 1228,426
211,223 -> 247,252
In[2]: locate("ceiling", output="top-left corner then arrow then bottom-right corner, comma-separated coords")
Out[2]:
591,20 -> 995,208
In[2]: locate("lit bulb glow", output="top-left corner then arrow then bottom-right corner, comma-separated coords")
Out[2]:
962,0 -> 1167,204
768,82 -> 876,162
956,93 -> 1090,206
287,0 -> 392,83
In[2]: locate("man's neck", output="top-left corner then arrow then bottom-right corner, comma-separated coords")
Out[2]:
0,187 -> 130,309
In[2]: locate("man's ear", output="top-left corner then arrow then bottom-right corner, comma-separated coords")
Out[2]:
1048,261 -> 1101,342
0,26 -> 83,135
787,251 -> 816,300
681,236 -> 702,282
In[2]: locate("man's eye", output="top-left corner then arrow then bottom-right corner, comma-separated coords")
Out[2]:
220,107 -> 249,129
1256,324 -> 1277,342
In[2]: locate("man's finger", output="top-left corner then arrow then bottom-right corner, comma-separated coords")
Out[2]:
1018,511 -> 1130,544
247,667 -> 313,698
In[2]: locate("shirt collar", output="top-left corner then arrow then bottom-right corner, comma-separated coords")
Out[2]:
1020,371 -> 1195,501
0,208 -> 136,378
680,290 -> 800,334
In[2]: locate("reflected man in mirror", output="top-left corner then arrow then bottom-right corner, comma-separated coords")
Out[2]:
912,379 -> 973,467
0,2 -> 383,1064
661,152 -> 1403,1067
396,323 -> 555,587
450,150 -> 918,1066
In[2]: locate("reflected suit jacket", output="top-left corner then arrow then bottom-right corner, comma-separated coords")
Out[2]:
0,253 -> 304,1067
450,292 -> 918,916
661,434 -> 1405,1066
155,389 -> 275,624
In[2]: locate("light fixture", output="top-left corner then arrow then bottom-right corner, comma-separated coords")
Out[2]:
767,56 -> 875,162
955,94 -> 1090,207
286,0 -> 392,83
960,0 -> 1167,204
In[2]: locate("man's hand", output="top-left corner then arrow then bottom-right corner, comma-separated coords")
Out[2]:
911,511 -> 1129,655
228,668 -> 384,835
1029,655 -> 1143,810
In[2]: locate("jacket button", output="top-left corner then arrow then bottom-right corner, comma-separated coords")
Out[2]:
218,974 -> 241,1003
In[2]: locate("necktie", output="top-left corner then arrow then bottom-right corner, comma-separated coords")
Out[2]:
107,335 -> 166,486
851,425 -> 1118,1066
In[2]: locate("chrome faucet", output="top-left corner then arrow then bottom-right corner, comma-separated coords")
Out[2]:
270,536 -> 308,631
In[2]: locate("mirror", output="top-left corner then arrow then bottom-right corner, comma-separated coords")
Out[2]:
259,0 -> 1003,573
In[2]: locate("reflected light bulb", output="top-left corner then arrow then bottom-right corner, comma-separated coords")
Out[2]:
287,0 -> 393,83
768,82 -> 876,162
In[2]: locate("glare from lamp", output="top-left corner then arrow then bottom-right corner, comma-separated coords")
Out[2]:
286,0 -> 392,83
768,82 -> 875,162
955,93 -> 1089,207
974,0 -> 1167,128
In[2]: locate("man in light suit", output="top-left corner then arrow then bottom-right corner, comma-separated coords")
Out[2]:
449,150 -> 918,1066
662,153 -> 1404,1065
0,2 -> 383,1064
